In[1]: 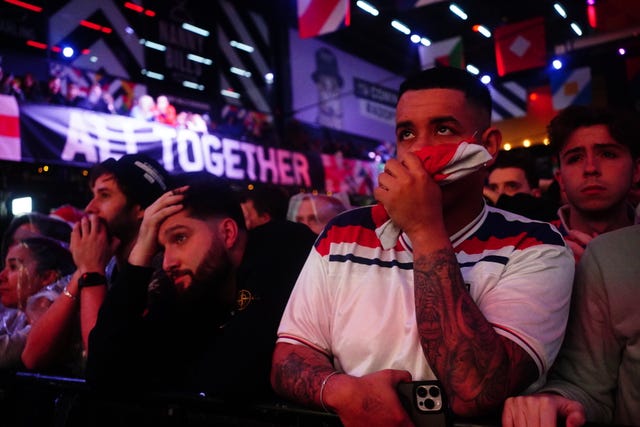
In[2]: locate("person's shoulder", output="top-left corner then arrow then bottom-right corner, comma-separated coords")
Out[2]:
484,206 -> 566,245
587,224 -> 640,254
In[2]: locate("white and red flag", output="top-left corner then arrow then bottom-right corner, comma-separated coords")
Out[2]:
297,0 -> 350,39
0,94 -> 21,161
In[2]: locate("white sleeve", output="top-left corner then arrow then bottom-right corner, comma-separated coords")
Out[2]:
0,308 -> 31,368
476,243 -> 575,389
277,249 -> 334,356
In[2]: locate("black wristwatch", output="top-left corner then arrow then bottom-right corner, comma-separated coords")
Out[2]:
78,272 -> 107,289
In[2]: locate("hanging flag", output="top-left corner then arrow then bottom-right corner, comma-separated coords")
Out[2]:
419,36 -> 464,70
396,0 -> 447,11
494,16 -> 546,77
488,80 -> 528,122
0,94 -> 21,162
550,66 -> 592,110
297,0 -> 350,39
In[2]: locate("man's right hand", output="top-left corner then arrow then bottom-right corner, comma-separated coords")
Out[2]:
128,186 -> 187,267
324,369 -> 415,427
502,393 -> 586,427
71,214 -> 117,273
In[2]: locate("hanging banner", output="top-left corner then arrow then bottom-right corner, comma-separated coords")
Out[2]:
4,103 -> 380,196
289,29 -> 403,141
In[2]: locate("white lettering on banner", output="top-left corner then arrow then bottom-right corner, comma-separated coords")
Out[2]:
239,142 -> 258,181
202,133 -> 224,176
257,146 -> 278,183
176,129 -> 205,171
278,149 -> 294,186
56,110 -> 312,186
358,99 -> 395,125
292,152 -> 311,187
222,139 -> 244,180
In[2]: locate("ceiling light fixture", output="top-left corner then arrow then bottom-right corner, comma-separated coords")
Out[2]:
391,20 -> 411,35
449,4 -> 468,20
356,1 -> 379,16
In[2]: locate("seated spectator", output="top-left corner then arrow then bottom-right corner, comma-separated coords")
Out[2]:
239,184 -> 290,229
86,173 -> 316,402
130,94 -> 156,122
549,105 -> 640,262
484,149 -> 558,222
155,95 -> 177,126
0,237 -> 75,369
287,192 -> 349,234
502,224 -> 640,427
76,83 -> 114,114
45,76 -> 67,106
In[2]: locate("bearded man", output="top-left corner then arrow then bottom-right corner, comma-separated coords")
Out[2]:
86,173 -> 316,403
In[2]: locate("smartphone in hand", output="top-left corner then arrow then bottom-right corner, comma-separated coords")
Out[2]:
397,380 -> 452,427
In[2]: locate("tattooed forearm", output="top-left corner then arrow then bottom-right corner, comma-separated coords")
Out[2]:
271,343 -> 336,409
413,248 -> 536,415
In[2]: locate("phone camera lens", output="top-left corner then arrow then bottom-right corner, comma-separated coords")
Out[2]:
424,398 -> 435,409
429,386 -> 440,398
416,386 -> 428,398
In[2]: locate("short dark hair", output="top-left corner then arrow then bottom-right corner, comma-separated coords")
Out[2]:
173,172 -> 246,231
548,105 -> 640,159
398,66 -> 492,124
490,149 -> 540,190
239,184 -> 290,221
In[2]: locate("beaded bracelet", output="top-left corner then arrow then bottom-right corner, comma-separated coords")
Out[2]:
319,371 -> 340,413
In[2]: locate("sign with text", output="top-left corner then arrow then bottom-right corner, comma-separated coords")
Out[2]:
5,103 -> 379,196
289,29 -> 402,142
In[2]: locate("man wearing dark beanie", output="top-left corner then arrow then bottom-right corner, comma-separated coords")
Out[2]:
22,153 -> 171,374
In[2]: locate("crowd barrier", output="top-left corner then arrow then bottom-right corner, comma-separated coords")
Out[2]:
0,371 -> 624,427
0,372 -> 503,427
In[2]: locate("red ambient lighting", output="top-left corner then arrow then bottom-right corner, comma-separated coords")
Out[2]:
4,0 -> 42,12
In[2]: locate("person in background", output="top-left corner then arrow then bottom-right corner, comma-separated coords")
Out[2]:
155,95 -> 177,126
64,81 -> 83,107
287,193 -> 349,235
45,76 -> 67,105
502,224 -> 640,427
76,82 -> 114,114
239,184 -> 290,230
484,149 -> 558,222
0,237 -> 75,369
130,94 -> 157,122
20,72 -> 43,103
1,213 -> 72,268
549,105 -> 640,262
86,173 -> 316,402
2,73 -> 24,102
271,66 -> 574,425
21,154 -> 170,374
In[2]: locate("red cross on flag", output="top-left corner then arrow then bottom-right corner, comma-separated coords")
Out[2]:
494,16 -> 546,77
297,0 -> 351,39
0,94 -> 21,161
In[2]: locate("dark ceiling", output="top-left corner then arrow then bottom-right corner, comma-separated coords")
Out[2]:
280,0 -> 593,78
